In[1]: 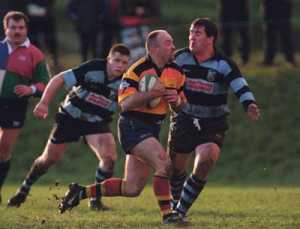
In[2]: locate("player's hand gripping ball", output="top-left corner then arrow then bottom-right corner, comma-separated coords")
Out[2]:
139,74 -> 161,108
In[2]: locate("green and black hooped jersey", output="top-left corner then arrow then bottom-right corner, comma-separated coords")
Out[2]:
60,59 -> 121,123
175,48 -> 256,119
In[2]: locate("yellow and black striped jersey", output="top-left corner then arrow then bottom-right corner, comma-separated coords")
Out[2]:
118,56 -> 185,122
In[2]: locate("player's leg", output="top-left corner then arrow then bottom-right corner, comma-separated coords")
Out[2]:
7,140 -> 68,207
7,114 -> 77,207
263,21 -> 277,65
131,137 -> 175,223
85,133 -> 117,210
0,128 -> 22,203
0,100 -> 27,203
238,22 -> 251,64
168,150 -> 189,209
59,154 -> 150,213
175,142 -> 221,217
167,115 -> 193,209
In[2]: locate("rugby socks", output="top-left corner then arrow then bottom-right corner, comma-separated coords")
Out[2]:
85,178 -> 123,199
18,161 -> 48,194
170,171 -> 187,208
90,167 -> 113,202
153,176 -> 172,218
175,174 -> 206,216
0,160 -> 10,190
100,178 -> 122,196
95,167 -> 113,183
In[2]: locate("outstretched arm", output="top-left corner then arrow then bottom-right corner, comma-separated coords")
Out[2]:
33,72 -> 65,119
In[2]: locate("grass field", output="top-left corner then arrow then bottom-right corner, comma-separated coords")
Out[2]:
1,185 -> 300,229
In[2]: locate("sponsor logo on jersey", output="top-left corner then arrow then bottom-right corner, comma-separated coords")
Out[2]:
85,92 -> 112,108
18,55 -> 27,62
207,69 -> 217,82
186,78 -> 214,93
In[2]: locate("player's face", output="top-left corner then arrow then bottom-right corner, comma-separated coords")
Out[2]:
189,25 -> 212,54
157,32 -> 176,64
5,19 -> 28,46
107,52 -> 129,78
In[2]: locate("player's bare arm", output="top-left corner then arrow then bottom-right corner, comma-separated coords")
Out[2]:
34,73 -> 65,119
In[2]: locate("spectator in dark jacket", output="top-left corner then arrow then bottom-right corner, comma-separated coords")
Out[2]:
219,0 -> 251,64
67,0 -> 102,61
99,0 -> 122,58
25,0 -> 60,68
262,0 -> 296,66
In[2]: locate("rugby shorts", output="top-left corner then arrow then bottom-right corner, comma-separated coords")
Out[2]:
168,113 -> 228,154
118,115 -> 161,154
50,112 -> 111,144
0,99 -> 28,129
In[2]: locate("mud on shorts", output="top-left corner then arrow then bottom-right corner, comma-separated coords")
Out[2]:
118,115 -> 161,154
0,99 -> 28,129
50,112 -> 111,144
168,113 -> 229,154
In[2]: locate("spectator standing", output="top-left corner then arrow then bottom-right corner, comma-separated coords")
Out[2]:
262,0 -> 296,66
120,0 -> 161,64
219,0 -> 251,64
98,0 -> 122,58
24,0 -> 60,69
67,0 -> 102,61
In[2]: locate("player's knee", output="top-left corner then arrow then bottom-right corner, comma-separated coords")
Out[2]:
152,157 -> 171,177
101,153 -> 117,170
155,165 -> 171,178
206,144 -> 220,162
102,152 -> 117,164
209,148 -> 220,162
196,143 -> 220,162
40,152 -> 61,166
125,185 -> 143,197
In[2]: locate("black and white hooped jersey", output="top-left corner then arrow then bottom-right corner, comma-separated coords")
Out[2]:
59,59 -> 121,123
175,48 -> 256,119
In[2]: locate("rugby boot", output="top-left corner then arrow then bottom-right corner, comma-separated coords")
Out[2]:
89,198 -> 108,211
162,211 -> 190,226
7,190 -> 28,207
59,183 -> 83,214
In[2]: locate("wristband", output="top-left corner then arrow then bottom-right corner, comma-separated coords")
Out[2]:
30,85 -> 37,94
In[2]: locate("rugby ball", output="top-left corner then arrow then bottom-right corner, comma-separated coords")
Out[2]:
138,74 -> 161,108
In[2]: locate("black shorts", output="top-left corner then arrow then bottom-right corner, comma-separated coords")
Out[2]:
168,113 -> 228,154
50,113 -> 111,144
118,115 -> 161,154
0,99 -> 28,129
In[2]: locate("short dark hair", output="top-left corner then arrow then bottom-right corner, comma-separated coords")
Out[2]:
145,30 -> 161,52
191,18 -> 218,44
3,11 -> 29,30
108,43 -> 130,57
